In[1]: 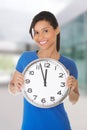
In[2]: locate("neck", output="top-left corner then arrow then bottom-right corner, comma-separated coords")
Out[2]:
37,48 -> 60,60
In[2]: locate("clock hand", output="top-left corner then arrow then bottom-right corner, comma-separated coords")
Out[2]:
39,63 -> 48,86
44,69 -> 48,86
40,63 -> 45,81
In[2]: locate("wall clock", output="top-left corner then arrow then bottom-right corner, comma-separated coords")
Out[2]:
22,58 -> 69,108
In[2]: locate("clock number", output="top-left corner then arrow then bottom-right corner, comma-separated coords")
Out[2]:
29,71 -> 34,75
59,73 -> 64,78
60,82 -> 65,87
44,63 -> 50,68
50,96 -> 55,101
33,95 -> 38,100
55,66 -> 57,70
57,90 -> 62,95
36,64 -> 41,70
27,88 -> 32,93
41,98 -> 46,103
25,79 -> 30,84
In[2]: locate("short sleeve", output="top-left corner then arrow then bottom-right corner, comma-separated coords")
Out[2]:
59,55 -> 78,80
69,61 -> 78,79
16,52 -> 25,73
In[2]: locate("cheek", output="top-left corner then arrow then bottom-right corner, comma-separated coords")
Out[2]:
49,33 -> 57,42
33,36 -> 37,42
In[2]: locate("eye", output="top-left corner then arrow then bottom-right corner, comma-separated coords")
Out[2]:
43,29 -> 48,33
34,31 -> 39,35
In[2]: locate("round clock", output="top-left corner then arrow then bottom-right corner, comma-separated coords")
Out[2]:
22,58 -> 69,108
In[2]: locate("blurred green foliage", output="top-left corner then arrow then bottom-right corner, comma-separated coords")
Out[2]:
0,55 -> 15,71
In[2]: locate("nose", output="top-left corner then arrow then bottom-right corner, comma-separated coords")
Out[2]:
38,32 -> 44,40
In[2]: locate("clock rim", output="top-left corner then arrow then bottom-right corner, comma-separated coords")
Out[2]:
22,58 -> 70,108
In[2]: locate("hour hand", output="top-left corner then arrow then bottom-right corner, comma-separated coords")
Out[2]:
44,69 -> 47,86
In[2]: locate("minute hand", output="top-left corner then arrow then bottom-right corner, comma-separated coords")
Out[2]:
40,63 -> 48,86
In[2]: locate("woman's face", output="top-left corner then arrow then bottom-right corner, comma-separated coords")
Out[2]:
33,20 -> 59,50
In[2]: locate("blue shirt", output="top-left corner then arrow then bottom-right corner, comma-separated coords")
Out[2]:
16,51 -> 78,130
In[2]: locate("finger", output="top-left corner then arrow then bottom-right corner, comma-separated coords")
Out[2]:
17,77 -> 24,85
15,83 -> 22,92
67,77 -> 75,85
66,79 -> 73,88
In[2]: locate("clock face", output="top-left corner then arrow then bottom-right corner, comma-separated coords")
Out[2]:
22,58 -> 69,108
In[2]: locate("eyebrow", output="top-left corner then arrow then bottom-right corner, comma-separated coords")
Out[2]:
34,26 -> 50,32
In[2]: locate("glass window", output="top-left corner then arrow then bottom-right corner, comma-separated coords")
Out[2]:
60,11 -> 87,94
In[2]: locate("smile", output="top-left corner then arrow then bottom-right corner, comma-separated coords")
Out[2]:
39,41 -> 47,45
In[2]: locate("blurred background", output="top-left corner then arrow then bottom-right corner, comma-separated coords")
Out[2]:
0,0 -> 87,130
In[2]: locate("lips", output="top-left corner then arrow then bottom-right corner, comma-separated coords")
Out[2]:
39,41 -> 47,45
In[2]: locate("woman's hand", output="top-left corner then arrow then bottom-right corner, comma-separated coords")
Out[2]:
8,71 -> 24,95
66,76 -> 80,104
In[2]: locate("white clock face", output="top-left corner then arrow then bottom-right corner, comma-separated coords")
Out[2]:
22,58 -> 69,108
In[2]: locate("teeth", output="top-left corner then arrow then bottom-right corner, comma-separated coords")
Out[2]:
39,41 -> 47,45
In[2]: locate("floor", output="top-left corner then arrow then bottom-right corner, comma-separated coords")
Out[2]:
0,87 -> 87,130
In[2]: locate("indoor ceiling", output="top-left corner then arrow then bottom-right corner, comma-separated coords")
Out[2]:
0,0 -> 87,46
0,0 -> 73,15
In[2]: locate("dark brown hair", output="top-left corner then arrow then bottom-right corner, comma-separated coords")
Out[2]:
29,11 -> 60,51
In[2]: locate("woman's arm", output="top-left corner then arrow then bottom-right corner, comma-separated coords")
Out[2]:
66,76 -> 80,104
8,70 -> 24,95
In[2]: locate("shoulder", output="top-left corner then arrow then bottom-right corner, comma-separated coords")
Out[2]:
60,55 -> 76,66
16,50 -> 37,73
60,55 -> 78,79
20,50 -> 36,58
18,50 -> 37,62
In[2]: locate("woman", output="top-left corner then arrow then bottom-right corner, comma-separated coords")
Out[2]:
8,11 -> 79,130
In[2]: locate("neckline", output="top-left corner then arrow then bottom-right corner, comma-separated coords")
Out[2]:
35,50 -> 61,61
